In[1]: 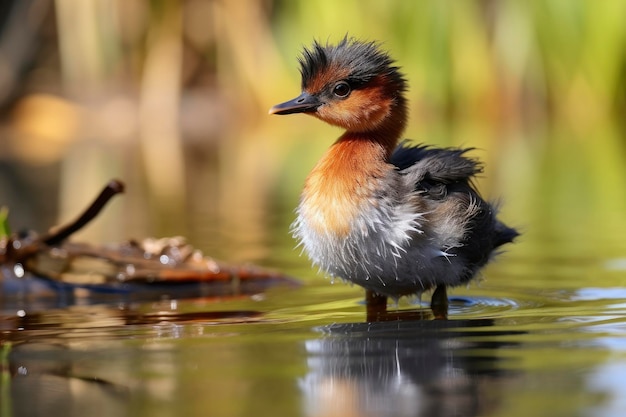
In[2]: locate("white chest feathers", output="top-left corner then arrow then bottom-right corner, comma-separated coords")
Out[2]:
292,169 -> 470,297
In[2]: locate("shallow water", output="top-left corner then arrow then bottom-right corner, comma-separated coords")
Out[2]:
3,1 -> 626,415
3,218 -> 626,417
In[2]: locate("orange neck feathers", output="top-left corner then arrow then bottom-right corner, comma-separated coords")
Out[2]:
299,93 -> 408,237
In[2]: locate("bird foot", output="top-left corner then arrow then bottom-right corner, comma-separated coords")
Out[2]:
365,290 -> 388,321
365,287 -> 449,321
365,290 -> 432,322
430,285 -> 449,320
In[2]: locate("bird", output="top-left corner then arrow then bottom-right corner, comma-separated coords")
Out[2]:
269,37 -> 517,318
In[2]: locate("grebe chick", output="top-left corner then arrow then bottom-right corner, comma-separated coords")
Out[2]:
270,37 -> 517,318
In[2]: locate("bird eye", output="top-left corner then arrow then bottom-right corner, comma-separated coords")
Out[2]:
332,81 -> 351,98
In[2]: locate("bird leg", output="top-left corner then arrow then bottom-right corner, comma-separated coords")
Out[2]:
365,289 -> 388,321
430,284 -> 448,319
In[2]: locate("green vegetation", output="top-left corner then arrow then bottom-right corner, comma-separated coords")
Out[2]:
0,0 -> 625,262
0,208 -> 10,239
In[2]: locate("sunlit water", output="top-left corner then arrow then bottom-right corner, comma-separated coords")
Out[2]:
3,217 -> 626,417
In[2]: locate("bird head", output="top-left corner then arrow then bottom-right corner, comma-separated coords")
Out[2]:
270,37 -> 407,133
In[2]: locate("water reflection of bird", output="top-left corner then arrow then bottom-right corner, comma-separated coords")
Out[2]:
301,319 -> 518,417
270,37 -> 517,318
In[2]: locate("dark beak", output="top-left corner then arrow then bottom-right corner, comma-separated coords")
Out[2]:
268,92 -> 321,115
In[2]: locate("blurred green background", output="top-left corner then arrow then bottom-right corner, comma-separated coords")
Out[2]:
1,0 -> 625,269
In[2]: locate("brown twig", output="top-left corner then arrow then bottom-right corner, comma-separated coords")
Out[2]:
41,179 -> 125,246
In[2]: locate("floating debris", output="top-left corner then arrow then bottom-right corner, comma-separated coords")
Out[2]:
0,180 -> 297,299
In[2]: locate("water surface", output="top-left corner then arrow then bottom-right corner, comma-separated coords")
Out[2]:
3,219 -> 626,417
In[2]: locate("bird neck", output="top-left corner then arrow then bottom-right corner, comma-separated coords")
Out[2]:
338,94 -> 408,158
299,97 -> 407,237
304,95 -> 408,199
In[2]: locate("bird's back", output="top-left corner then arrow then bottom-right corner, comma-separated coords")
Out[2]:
391,142 -> 518,283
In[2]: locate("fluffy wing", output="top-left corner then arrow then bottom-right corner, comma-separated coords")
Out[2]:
391,141 -> 518,281
390,141 -> 482,187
